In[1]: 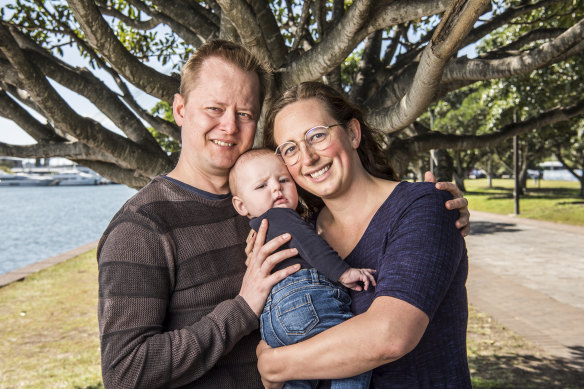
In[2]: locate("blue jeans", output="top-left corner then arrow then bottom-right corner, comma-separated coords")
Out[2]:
260,268 -> 372,389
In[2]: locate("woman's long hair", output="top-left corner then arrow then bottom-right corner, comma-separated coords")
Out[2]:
264,82 -> 398,213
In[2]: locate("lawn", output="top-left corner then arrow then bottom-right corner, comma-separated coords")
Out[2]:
1,250 -> 583,388
463,179 -> 584,226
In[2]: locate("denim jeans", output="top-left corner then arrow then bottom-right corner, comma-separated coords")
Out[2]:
260,268 -> 372,389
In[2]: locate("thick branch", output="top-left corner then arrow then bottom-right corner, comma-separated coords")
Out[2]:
0,23 -> 172,176
283,0 -> 375,88
370,0 -> 490,132
462,0 -> 566,47
0,141 -> 117,163
98,4 -> 160,30
151,0 -> 219,43
21,47 -> 163,150
405,99 -> 584,154
349,31 -> 383,104
248,0 -> 288,67
67,0 -> 179,103
444,19 -> 584,81
80,160 -> 151,189
216,0 -> 273,66
0,89 -> 63,142
125,0 -> 205,47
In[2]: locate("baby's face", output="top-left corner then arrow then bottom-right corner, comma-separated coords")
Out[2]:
234,154 -> 299,218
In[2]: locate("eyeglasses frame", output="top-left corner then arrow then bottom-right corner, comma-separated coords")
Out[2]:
274,123 -> 343,166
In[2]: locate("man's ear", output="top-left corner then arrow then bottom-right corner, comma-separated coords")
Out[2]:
232,196 -> 249,217
173,93 -> 185,127
347,118 -> 362,148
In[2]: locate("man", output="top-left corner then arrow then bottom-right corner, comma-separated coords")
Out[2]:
98,39 -> 470,388
98,40 -> 299,388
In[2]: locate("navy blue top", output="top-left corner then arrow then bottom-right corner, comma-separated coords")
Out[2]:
250,208 -> 350,282
344,181 -> 470,388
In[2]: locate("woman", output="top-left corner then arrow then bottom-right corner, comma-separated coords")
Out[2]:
255,82 -> 471,388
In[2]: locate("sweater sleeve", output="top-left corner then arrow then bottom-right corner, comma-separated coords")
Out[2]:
251,208 -> 350,282
98,213 -> 259,389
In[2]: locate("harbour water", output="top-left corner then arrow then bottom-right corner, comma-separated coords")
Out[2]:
0,184 -> 136,275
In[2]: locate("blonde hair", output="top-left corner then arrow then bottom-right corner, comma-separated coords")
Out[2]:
180,40 -> 269,107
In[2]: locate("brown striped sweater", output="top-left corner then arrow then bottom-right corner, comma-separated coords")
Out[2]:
97,176 -> 262,388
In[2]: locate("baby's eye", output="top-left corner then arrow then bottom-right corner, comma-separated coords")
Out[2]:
279,177 -> 291,183
254,183 -> 266,190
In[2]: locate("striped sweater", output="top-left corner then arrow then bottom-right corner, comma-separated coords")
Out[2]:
97,176 -> 262,388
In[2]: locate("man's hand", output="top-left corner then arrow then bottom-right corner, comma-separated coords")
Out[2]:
424,171 -> 470,237
338,268 -> 377,291
256,340 -> 284,389
239,219 -> 300,316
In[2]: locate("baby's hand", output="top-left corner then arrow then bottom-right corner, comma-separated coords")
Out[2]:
338,268 -> 376,291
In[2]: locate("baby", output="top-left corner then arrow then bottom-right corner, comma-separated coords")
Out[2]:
229,148 -> 374,389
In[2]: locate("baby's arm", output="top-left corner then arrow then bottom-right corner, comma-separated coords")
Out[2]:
338,268 -> 377,291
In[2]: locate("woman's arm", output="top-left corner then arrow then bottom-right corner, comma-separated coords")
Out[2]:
257,296 -> 429,386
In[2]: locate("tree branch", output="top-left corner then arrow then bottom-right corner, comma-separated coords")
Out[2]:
369,0 -> 490,132
444,19 -> 584,82
150,0 -> 219,44
67,0 -> 179,103
404,99 -> 584,154
248,0 -> 288,67
0,89 -> 63,142
462,0 -> 566,47
283,0 -> 375,88
0,23 -> 172,176
215,0 -> 274,66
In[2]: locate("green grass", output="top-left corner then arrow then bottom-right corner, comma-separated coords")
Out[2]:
1,250 -> 583,387
464,179 -> 584,226
0,250 -> 102,389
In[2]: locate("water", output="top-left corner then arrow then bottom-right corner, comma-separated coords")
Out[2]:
0,184 -> 136,275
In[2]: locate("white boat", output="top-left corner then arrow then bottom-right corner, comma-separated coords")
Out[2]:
53,170 -> 104,186
0,172 -> 58,187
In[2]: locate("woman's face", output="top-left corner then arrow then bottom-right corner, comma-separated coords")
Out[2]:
273,98 -> 359,200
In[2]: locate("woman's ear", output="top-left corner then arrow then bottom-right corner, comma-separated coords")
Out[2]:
232,196 -> 250,217
347,118 -> 362,149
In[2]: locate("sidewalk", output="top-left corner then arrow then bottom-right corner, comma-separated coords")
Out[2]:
466,211 -> 584,368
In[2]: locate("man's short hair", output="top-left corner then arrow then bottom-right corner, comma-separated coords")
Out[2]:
180,40 -> 269,108
229,148 -> 274,196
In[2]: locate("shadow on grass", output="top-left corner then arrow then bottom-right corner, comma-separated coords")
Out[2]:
470,221 -> 520,235
470,350 -> 584,389
75,384 -> 103,389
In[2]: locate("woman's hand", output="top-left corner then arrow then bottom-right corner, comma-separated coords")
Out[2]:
424,171 -> 470,237
239,219 -> 300,316
256,340 -> 284,389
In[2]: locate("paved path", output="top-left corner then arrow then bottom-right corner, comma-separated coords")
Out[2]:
466,211 -> 584,368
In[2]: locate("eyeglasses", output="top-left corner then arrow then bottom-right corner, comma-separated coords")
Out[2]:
275,124 -> 342,166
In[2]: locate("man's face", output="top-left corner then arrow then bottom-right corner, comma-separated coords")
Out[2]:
173,57 -> 261,178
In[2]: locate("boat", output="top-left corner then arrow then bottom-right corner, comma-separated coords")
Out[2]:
0,172 -> 58,187
52,170 -> 104,186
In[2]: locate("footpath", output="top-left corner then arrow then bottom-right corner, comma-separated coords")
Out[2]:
466,210 -> 584,369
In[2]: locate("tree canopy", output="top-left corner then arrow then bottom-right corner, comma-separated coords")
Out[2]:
1,0 -> 583,188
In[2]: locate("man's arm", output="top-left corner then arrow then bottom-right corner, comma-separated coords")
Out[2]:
98,216 -> 298,388
425,171 -> 470,236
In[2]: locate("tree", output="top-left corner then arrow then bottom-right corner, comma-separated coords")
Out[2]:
1,0 -> 583,188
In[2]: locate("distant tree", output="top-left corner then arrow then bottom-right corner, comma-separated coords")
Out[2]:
1,0 -> 583,187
